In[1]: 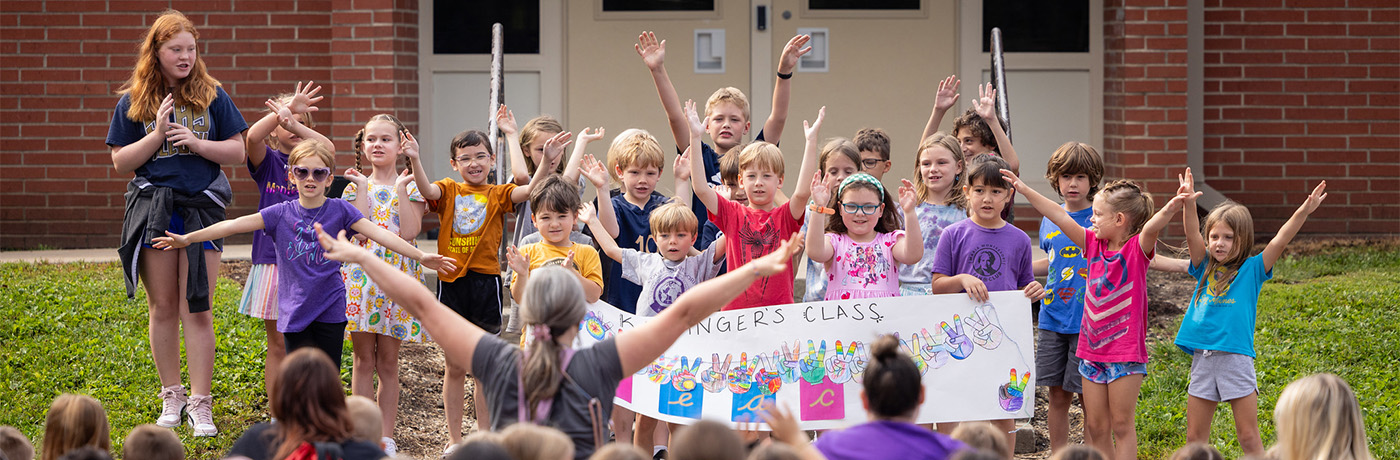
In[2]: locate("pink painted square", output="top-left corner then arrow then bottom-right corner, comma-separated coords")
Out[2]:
616,376 -> 633,403
798,378 -> 844,421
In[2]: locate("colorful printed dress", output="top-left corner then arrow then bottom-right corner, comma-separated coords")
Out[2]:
825,230 -> 904,300
341,181 -> 429,342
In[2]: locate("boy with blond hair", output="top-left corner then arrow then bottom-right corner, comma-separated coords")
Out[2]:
346,395 -> 385,450
685,99 -> 821,309
636,31 -> 812,248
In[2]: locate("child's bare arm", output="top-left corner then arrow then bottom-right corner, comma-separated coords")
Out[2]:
684,101 -> 720,211
580,154 -> 620,238
395,170 -> 425,240
1140,190 -> 1198,260
930,273 -> 991,303
805,174 -> 834,264
245,109 -> 282,169
1179,168 -> 1207,266
351,218 -> 457,273
711,235 -> 727,263
636,32 -> 691,153
563,127 -> 604,185
1002,169 -> 1085,249
152,212 -> 265,249
1032,258 -> 1049,277
921,75 -> 960,142
1261,181 -> 1326,271
511,131 -> 572,203
507,245 -> 530,303
403,130 -> 442,201
673,148 -> 694,211
340,169 -> 372,220
1149,256 -> 1190,273
973,84 -> 1019,175
789,106 -> 827,220
891,179 -> 925,265
252,82 -> 329,169
580,203 -> 623,262
762,34 -> 812,146
495,105 -> 531,185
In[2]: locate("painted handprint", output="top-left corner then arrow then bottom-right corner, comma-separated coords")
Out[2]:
998,368 -> 1031,412
848,341 -> 869,382
825,341 -> 856,384
700,353 -> 732,393
646,355 -> 676,385
915,328 -> 953,370
672,356 -> 702,392
778,341 -> 804,383
940,315 -> 975,360
750,353 -> 783,395
799,340 -> 828,385
726,352 -> 753,394
964,303 -> 1005,349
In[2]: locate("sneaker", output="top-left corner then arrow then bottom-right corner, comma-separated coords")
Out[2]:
187,394 -> 217,437
653,448 -> 668,460
155,385 -> 186,428
442,442 -> 461,458
382,437 -> 397,457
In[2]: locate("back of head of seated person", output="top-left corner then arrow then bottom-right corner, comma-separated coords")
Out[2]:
268,348 -> 356,459
41,394 -> 109,460
122,424 -> 184,460
950,422 -> 1010,459
585,443 -> 650,460
446,431 -> 511,460
1271,373 -> 1374,460
1047,444 -> 1107,460
345,396 -> 384,448
54,447 -> 110,460
669,420 -> 746,460
501,423 -> 573,460
1,425 -> 36,460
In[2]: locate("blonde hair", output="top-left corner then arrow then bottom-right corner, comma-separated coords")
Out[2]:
118,10 -> 221,122
1272,373 -> 1374,460
950,422 -> 1010,459
122,424 -> 183,460
40,394 -> 109,460
1097,180 -> 1155,237
737,141 -> 785,176
607,129 -> 665,183
1047,445 -> 1107,460
1045,141 -> 1105,199
352,114 -> 410,175
1193,202 -> 1255,306
264,92 -> 318,152
501,423 -> 574,460
670,420 -> 746,460
521,115 -> 565,175
589,443 -> 651,460
819,138 -> 861,178
288,139 -> 335,170
914,132 -> 967,210
649,202 -> 699,235
345,395 -> 382,444
705,87 -> 751,122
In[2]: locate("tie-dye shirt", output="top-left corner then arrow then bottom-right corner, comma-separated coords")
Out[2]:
1077,230 -> 1153,364
897,202 -> 967,287
825,230 -> 904,300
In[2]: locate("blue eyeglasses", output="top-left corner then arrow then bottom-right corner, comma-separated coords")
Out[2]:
841,203 -> 881,215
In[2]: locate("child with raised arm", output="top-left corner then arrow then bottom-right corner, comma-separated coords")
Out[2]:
1002,167 -> 1192,460
1175,169 -> 1326,456
636,31 -> 811,247
507,175 -> 605,305
501,108 -> 599,247
240,82 -> 328,408
686,99 -> 820,309
929,155 -> 1045,441
591,129 -> 673,314
584,200 -> 725,316
407,108 -> 568,454
898,132 -> 968,297
153,140 -> 453,366
800,138 -> 862,301
805,172 -> 923,300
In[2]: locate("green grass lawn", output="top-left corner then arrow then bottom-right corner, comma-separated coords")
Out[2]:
1137,242 -> 1400,459
0,262 -> 278,459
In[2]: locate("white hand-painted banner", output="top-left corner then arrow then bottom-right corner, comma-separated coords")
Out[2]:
574,291 -> 1035,430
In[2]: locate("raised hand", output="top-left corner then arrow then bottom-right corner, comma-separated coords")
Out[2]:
898,179 -> 918,212
963,303 -> 1004,349
972,83 -> 998,122
562,249 -> 577,272
151,231 -> 190,250
673,147 -> 692,182
700,353 -> 732,393
505,245 -> 530,276
542,130 -> 572,164
777,34 -> 813,74
798,340 -> 827,384
395,169 -> 415,192
998,169 -> 1027,192
1178,167 -> 1196,197
934,75 -> 961,112
671,356 -> 702,392
264,98 -> 295,128
578,202 -> 596,224
155,93 -> 174,136
635,31 -> 666,70
577,126 -> 604,144
941,315 -> 975,360
343,167 -> 369,187
726,352 -> 753,394
401,129 -> 420,161
683,99 -> 704,138
998,368 -> 1031,412
495,104 -> 518,136
1300,180 -> 1328,215
803,106 -> 827,143
760,402 -> 804,448
288,80 -> 324,114
809,172 -> 831,207
316,223 -> 370,263
580,154 -> 610,189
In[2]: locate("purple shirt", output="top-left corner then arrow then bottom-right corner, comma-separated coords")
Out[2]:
931,219 -> 1035,292
248,146 -> 297,264
814,420 -> 966,460
259,199 -> 363,333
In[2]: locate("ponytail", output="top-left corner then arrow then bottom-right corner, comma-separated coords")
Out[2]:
862,334 -> 922,418
352,128 -> 366,174
519,266 -> 588,420
1099,180 -> 1154,236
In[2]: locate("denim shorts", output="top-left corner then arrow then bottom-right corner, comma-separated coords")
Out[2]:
1079,359 -> 1148,384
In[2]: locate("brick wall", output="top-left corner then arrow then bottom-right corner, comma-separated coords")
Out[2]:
1104,0 -> 1399,243
0,0 -> 419,249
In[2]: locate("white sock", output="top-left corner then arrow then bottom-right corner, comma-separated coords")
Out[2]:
654,446 -> 666,455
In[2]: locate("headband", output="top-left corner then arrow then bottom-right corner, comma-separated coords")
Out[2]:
837,173 -> 885,201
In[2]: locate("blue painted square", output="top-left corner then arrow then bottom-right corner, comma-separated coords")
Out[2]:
730,386 -> 775,423
658,383 -> 703,419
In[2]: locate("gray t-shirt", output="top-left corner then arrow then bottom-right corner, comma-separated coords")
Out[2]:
472,334 -> 623,460
622,245 -> 724,317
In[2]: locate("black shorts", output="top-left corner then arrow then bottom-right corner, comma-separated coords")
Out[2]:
284,321 -> 348,369
439,271 -> 504,334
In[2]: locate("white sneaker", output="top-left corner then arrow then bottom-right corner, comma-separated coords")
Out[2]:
155,385 -> 186,428
442,442 -> 461,458
382,437 -> 397,456
187,394 -> 217,437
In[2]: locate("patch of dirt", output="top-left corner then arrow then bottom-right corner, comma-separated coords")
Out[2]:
220,259 -> 251,286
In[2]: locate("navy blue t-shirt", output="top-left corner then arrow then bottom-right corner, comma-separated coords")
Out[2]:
682,130 -> 766,250
599,189 -> 669,314
106,87 -> 248,195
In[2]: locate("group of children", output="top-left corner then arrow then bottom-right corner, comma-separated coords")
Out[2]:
120,15 -> 1346,459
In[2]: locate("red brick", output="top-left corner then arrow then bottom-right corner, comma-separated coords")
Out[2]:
1244,94 -> 1306,106
1306,65 -> 1369,79
1351,51 -> 1400,65
1223,136 -> 1285,149
1243,9 -> 1305,23
1286,52 -> 1348,64
1287,107 -> 1345,120
1286,24 -> 1348,36
1286,136 -> 1351,149
1351,108 -> 1400,121
81,13 -> 146,27
1350,24 -> 1400,37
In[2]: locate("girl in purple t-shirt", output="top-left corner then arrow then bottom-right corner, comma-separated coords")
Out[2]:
155,141 -> 455,367
239,81 -> 330,405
